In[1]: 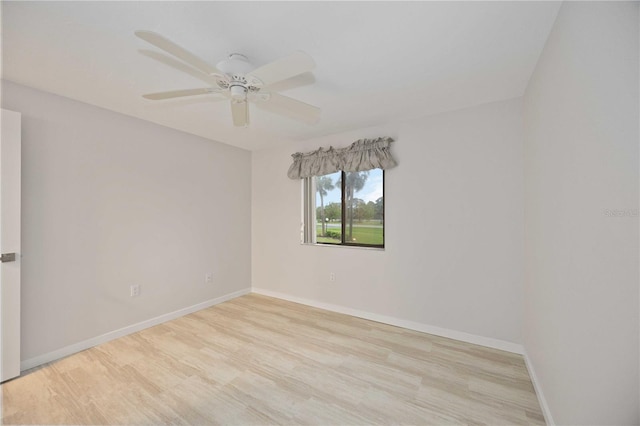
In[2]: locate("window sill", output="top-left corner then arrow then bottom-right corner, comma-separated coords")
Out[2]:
300,242 -> 385,251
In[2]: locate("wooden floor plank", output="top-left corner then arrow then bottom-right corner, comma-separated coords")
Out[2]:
1,294 -> 545,425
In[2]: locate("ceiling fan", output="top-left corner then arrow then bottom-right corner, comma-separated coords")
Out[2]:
135,30 -> 321,127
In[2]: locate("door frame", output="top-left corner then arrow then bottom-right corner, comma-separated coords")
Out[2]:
1,108 -> 22,382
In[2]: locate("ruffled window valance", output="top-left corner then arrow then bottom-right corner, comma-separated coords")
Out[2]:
287,137 -> 396,179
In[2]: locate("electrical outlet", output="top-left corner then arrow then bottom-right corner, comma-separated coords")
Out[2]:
205,273 -> 213,284
130,284 -> 140,297
329,272 -> 336,282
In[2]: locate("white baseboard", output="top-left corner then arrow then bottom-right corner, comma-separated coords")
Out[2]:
20,288 -> 251,372
523,350 -> 555,425
251,287 -> 524,354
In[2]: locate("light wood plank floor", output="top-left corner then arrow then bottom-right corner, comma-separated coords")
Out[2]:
2,294 -> 545,425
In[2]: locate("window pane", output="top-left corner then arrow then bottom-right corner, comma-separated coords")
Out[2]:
315,171 -> 342,244
344,169 -> 383,246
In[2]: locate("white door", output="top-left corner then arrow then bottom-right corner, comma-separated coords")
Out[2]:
1,109 -> 21,382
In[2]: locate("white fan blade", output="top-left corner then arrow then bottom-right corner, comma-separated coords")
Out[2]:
143,88 -> 222,100
138,50 -> 219,86
135,31 -> 219,75
255,92 -> 320,124
264,72 -> 316,92
246,51 -> 315,87
231,101 -> 249,127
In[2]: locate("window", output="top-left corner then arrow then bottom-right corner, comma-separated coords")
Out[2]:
304,168 -> 384,248
291,137 -> 395,248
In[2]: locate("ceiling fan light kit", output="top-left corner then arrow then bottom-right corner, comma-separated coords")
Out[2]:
135,31 -> 321,128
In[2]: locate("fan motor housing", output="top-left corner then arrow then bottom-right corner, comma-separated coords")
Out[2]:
215,53 -> 263,98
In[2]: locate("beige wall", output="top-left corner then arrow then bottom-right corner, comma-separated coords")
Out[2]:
2,81 -> 252,362
252,97 -> 525,347
523,2 -> 639,424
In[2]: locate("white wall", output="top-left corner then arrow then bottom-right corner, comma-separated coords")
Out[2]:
523,2 -> 639,424
1,81 -> 252,362
252,98 -> 525,347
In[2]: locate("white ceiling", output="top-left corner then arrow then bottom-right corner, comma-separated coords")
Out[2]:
2,1 -> 561,151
